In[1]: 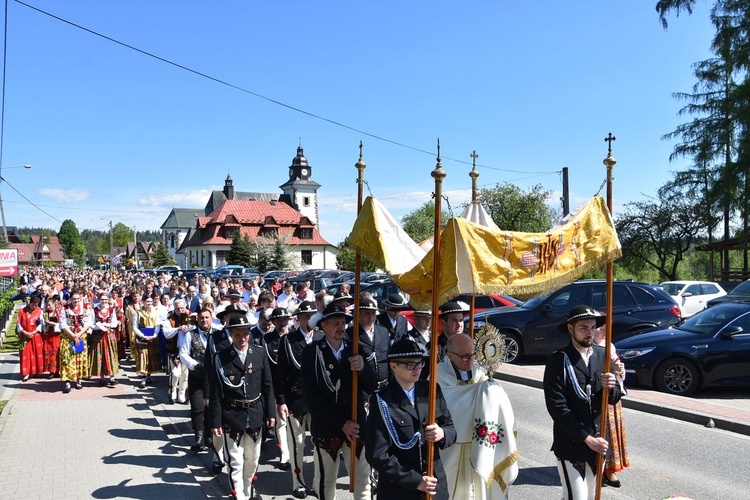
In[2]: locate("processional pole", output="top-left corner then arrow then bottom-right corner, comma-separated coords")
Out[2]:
595,133 -> 616,500
468,150 -> 479,339
349,141 -> 366,491
426,140 -> 446,499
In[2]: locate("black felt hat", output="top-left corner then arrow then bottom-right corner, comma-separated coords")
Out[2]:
439,300 -> 470,318
557,305 -> 606,333
387,338 -> 429,360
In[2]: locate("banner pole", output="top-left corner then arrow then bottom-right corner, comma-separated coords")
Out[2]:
596,133 -> 617,500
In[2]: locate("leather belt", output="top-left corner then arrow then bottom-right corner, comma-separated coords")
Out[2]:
224,395 -> 261,409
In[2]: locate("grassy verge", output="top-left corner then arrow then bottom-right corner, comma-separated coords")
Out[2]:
0,306 -> 19,354
0,400 -> 7,414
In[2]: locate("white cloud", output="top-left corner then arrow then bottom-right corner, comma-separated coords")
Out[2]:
38,188 -> 90,203
137,189 -> 212,208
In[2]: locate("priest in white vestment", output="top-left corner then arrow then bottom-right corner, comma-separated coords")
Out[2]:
437,334 -> 519,500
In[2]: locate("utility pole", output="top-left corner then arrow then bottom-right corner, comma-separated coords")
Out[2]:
109,220 -> 114,273
562,166 -> 570,216
133,225 -> 138,270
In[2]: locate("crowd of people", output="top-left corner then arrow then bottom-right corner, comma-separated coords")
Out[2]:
12,266 -> 629,500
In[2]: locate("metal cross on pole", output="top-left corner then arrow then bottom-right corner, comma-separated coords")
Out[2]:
604,132 -> 616,154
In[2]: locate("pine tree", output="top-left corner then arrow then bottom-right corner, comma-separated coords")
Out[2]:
227,234 -> 253,268
152,242 -> 175,267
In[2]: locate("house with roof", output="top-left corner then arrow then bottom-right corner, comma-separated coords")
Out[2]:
9,235 -> 65,265
161,146 -> 337,270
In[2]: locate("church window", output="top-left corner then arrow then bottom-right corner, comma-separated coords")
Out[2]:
303,196 -> 310,207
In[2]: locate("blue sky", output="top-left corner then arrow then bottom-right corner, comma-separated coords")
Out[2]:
1,1 -> 714,247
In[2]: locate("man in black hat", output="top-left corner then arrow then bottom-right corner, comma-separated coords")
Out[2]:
434,300 -> 470,361
209,314 -> 276,500
275,300 -> 321,498
204,303 -> 244,473
348,297 -> 391,395
301,303 -> 376,500
406,309 -> 431,350
365,338 -> 456,499
543,305 -> 622,500
178,306 -> 219,452
377,292 -> 412,342
266,307 -> 292,471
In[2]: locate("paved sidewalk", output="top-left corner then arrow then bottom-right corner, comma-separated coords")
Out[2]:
0,352 -> 351,500
496,362 -> 750,436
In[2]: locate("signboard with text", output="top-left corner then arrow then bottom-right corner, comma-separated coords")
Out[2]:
0,248 -> 18,277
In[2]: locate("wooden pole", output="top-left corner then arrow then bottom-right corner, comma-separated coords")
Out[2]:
596,133 -> 616,500
426,140 -> 446,499
349,141 -> 366,492
468,151 -> 479,339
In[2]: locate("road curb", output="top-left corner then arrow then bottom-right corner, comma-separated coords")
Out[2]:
494,371 -> 750,438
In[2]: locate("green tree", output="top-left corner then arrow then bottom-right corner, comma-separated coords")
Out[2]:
615,185 -> 711,281
269,235 -> 293,271
401,201 -> 449,243
112,223 -> 134,248
151,242 -> 175,267
468,183 -> 556,232
0,237 -> 9,249
335,235 -> 379,272
58,219 -> 86,265
227,234 -> 253,268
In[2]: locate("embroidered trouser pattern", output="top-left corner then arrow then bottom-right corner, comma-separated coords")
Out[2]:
223,428 -> 262,500
286,412 -> 312,489
556,459 -> 597,500
312,438 -> 371,500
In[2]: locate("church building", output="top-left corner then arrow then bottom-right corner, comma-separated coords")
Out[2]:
160,146 -> 337,269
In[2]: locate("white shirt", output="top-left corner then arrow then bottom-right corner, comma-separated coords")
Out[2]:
326,339 -> 345,360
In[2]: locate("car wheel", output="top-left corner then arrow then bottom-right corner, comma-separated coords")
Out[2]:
500,332 -> 522,364
654,358 -> 699,396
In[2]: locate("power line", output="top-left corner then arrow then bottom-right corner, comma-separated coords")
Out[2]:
0,175 -> 63,223
14,0 -> 558,176
3,198 -> 164,214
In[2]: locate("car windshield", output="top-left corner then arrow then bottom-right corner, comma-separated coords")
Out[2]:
728,281 -> 750,296
661,283 -> 685,295
521,295 -> 546,309
678,305 -> 746,334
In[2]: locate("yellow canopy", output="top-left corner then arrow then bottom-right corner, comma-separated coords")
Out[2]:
350,195 -> 622,308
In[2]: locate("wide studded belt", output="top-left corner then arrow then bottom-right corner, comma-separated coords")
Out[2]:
224,394 -> 261,409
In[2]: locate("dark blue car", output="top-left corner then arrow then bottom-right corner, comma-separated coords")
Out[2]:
616,302 -> 750,395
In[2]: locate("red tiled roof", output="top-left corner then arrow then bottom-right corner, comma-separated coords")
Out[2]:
183,199 -> 331,247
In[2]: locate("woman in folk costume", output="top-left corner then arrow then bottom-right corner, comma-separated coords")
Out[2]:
593,320 -> 629,488
59,290 -> 94,393
89,292 -> 120,387
17,295 -> 44,381
132,296 -> 161,388
110,288 -> 128,361
42,295 -> 62,377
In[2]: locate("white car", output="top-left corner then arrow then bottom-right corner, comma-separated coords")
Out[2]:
660,281 -> 727,318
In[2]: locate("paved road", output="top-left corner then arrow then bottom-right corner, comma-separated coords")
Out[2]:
502,380 -> 750,500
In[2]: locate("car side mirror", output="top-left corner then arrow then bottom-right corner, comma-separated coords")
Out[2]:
542,303 -> 553,314
720,325 -> 744,340
682,292 -> 693,298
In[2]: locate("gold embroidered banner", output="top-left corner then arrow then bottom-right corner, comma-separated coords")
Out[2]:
350,195 -> 621,308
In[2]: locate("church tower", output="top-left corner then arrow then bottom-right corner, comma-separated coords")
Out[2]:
279,145 -> 321,228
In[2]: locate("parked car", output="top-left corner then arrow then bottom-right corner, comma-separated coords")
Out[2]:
325,280 -> 403,307
706,279 -> 750,307
240,267 -> 261,280
154,265 -> 183,276
211,264 -> 245,279
660,281 -> 727,318
471,280 -> 681,364
263,270 -> 290,281
182,268 -> 209,282
402,293 -> 522,334
615,302 -> 750,395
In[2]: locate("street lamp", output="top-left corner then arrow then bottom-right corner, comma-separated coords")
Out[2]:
0,164 -> 32,242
